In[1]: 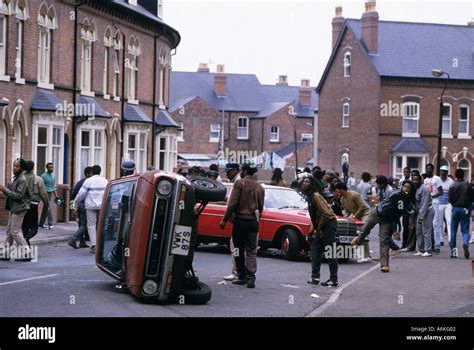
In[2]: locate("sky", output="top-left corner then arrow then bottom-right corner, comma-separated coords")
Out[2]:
164,0 -> 474,87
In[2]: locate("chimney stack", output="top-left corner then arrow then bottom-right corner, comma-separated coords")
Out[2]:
361,0 -> 379,54
197,63 -> 210,72
299,79 -> 312,107
214,64 -> 227,97
277,75 -> 288,86
468,18 -> 474,26
332,6 -> 345,50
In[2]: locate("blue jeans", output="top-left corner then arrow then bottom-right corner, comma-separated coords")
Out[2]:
450,207 -> 471,250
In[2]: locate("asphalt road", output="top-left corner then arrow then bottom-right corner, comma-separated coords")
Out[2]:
0,231 -> 473,317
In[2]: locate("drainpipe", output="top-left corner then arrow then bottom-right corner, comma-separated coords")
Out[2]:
71,1 -> 85,188
120,30 -> 126,164
152,30 -> 164,165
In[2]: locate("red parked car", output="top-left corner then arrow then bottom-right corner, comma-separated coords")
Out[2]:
197,183 -> 365,260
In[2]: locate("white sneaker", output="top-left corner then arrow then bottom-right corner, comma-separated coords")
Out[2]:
470,239 -> 474,244
223,274 -> 237,281
413,251 -> 423,256
421,252 -> 432,257
357,257 -> 372,263
400,248 -> 410,252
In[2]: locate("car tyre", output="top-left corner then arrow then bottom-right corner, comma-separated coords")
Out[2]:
175,280 -> 212,305
188,176 -> 227,202
280,228 -> 300,261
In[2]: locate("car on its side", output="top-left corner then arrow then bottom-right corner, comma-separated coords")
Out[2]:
95,171 -> 226,304
197,183 -> 365,260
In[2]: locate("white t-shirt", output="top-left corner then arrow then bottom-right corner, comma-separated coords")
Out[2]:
438,177 -> 454,205
424,175 -> 442,204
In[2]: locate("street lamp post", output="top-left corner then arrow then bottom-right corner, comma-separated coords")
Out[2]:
431,69 -> 450,176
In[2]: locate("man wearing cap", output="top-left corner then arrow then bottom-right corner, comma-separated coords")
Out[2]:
222,163 -> 241,281
438,165 -> 454,248
220,162 -> 265,288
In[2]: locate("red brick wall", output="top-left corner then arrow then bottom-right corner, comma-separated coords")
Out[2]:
318,28 -> 381,178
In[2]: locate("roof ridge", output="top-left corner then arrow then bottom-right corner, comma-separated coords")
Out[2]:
346,18 -> 473,28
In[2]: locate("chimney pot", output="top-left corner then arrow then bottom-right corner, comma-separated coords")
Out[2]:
214,64 -> 227,97
198,63 -> 209,72
301,79 -> 310,88
332,6 -> 345,50
299,80 -> 312,107
217,64 -> 225,73
361,0 -> 379,53
468,19 -> 474,26
277,75 -> 288,86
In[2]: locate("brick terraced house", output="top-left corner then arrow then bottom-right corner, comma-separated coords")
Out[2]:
0,0 -> 180,224
317,0 -> 474,180
169,64 -> 318,174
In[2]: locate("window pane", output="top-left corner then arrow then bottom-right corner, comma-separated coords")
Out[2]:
407,157 -> 421,171
396,156 -> 403,173
128,134 -> 136,149
37,146 -> 47,176
160,137 -> 166,151
460,107 -> 468,120
0,18 -> 4,44
52,146 -> 60,174
94,149 -> 102,166
442,105 -> 451,117
128,150 -> 135,161
38,127 -> 47,144
81,131 -> 90,147
403,120 -> 418,134
459,121 -> 468,134
442,120 -> 450,135
95,131 -> 102,147
53,128 -> 61,145
81,149 -> 89,173
139,133 -> 145,149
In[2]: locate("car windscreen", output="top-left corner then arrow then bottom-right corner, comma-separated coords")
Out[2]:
264,188 -> 307,210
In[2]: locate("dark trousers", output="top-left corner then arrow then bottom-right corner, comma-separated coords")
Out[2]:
39,192 -> 53,226
232,218 -> 259,280
358,208 -> 393,267
73,208 -> 89,241
402,212 -> 416,250
22,203 -> 39,245
310,219 -> 338,282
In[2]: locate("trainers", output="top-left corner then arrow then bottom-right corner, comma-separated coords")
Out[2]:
247,277 -> 256,289
469,239 -> 474,244
321,279 -> 338,287
231,278 -> 248,285
79,239 -> 89,248
421,252 -> 432,257
68,239 -> 79,249
440,241 -> 445,246
463,245 -> 470,259
380,266 -> 390,273
434,247 -> 440,253
307,278 -> 320,285
48,225 -> 54,230
223,274 -> 238,281
400,248 -> 410,252
413,251 -> 423,256
39,225 -> 47,229
90,246 -> 96,254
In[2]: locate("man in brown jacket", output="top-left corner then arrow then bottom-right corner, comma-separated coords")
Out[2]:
301,177 -> 339,287
220,162 -> 265,288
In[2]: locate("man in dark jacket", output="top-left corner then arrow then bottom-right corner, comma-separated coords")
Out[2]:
22,160 -> 49,246
0,159 -> 32,261
68,166 -> 93,249
449,169 -> 474,259
220,162 -> 265,288
351,181 -> 414,272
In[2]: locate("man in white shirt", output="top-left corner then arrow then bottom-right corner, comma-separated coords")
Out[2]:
438,165 -> 454,247
75,165 -> 108,254
423,163 -> 443,251
347,172 -> 357,190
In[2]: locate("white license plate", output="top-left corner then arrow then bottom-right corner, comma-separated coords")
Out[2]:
171,225 -> 192,256
338,235 -> 353,243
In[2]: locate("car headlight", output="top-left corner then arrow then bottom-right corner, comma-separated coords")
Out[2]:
157,179 -> 173,196
142,280 -> 158,295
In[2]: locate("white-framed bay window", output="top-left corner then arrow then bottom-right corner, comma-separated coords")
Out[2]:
32,113 -> 64,183
76,121 -> 106,181
155,131 -> 178,172
125,124 -> 149,173
391,153 -> 429,179
459,105 -> 470,138
402,102 -> 419,137
237,116 -> 249,140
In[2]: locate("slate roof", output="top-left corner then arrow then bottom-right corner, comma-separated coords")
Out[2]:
78,96 -> 110,118
124,104 -> 152,123
275,141 -> 312,158
155,109 -> 180,127
348,19 -> 473,81
30,89 -> 62,112
170,71 -> 319,117
391,138 -> 431,153
254,102 -> 290,119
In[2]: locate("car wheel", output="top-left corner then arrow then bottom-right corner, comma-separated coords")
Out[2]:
175,281 -> 212,305
280,228 -> 300,260
188,176 -> 227,202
